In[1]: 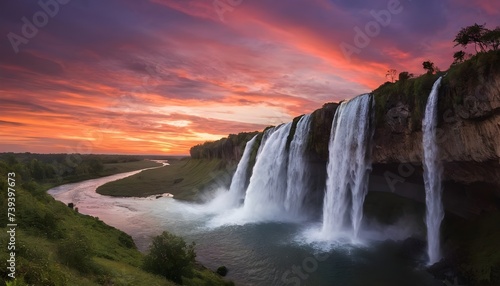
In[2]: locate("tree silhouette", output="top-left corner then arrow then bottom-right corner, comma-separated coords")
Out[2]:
482,27 -> 500,51
422,61 -> 437,74
452,51 -> 466,64
386,69 -> 397,83
398,71 -> 413,81
454,23 -> 488,53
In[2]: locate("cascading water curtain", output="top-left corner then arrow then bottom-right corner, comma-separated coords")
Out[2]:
227,135 -> 258,207
321,94 -> 373,240
285,114 -> 312,216
243,123 -> 291,219
422,76 -> 444,265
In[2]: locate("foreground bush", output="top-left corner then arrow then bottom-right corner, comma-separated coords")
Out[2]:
57,231 -> 96,273
143,231 -> 196,283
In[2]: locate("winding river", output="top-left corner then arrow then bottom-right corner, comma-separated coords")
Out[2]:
48,166 -> 441,286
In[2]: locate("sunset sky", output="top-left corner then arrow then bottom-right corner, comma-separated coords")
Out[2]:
1,0 -> 499,155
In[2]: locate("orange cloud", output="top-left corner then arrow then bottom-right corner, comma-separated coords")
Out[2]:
1,0 -> 497,154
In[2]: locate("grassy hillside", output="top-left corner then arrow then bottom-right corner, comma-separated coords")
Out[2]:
0,156 -> 233,285
96,159 -> 233,201
0,180 -> 173,285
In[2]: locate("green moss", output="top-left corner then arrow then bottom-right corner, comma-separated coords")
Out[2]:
372,72 -> 443,130
372,50 -> 500,130
441,50 -> 500,115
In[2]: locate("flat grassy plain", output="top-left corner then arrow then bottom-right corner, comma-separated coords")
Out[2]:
58,160 -> 163,185
96,158 -> 234,201
101,160 -> 162,175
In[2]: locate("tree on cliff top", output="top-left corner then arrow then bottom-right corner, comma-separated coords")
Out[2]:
454,23 -> 488,52
452,50 -> 467,64
398,71 -> 413,81
386,69 -> 397,83
422,61 -> 437,74
483,27 -> 500,51
454,23 -> 500,53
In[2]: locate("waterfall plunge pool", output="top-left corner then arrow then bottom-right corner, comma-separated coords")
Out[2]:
48,170 -> 442,286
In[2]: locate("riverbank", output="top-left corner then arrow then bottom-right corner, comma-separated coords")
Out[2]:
96,158 -> 234,201
50,159 -> 163,187
0,155 -> 234,285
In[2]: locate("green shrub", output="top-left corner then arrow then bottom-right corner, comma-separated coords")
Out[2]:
118,232 -> 136,249
57,232 -> 96,273
143,231 -> 196,284
16,192 -> 63,239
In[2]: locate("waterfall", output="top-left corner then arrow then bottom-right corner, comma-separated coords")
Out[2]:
321,94 -> 373,240
285,114 -> 312,216
227,135 -> 258,207
422,76 -> 444,265
257,127 -> 275,154
243,123 -> 292,219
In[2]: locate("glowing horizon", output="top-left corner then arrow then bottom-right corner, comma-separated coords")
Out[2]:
1,0 -> 499,154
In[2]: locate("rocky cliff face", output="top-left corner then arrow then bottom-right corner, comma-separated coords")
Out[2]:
192,52 -> 500,195
188,54 -> 500,284
372,71 -> 500,188
189,131 -> 259,163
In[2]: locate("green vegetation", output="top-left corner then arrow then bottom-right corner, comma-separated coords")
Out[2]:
373,71 -> 443,129
100,160 -> 161,176
398,71 -> 413,82
190,132 -> 259,161
0,181 -> 170,285
454,23 -> 500,54
143,231 -> 196,283
97,159 -> 232,201
0,155 -> 232,285
372,23 -> 500,130
442,50 -> 500,110
422,60 -> 438,74
373,49 -> 500,129
0,153 -> 162,187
